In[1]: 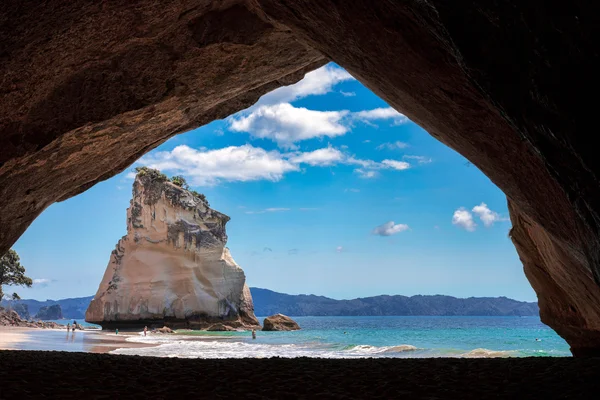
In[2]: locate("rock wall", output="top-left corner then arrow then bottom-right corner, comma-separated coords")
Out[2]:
2,0 -> 600,353
85,171 -> 259,329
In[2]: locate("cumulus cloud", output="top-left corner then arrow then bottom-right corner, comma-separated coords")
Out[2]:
403,155 -> 432,164
336,246 -> 344,253
376,141 -> 409,150
257,64 -> 355,106
381,160 -> 410,170
288,147 -> 344,166
452,208 -> 477,232
340,91 -> 356,97
472,202 -> 505,227
372,221 -> 410,236
139,144 -> 414,186
140,144 -> 299,186
229,103 -> 349,149
354,107 -> 409,125
229,104 -> 409,150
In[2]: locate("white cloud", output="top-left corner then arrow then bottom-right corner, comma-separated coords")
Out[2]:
288,147 -> 344,166
138,144 -> 414,187
336,246 -> 344,253
381,160 -> 410,170
355,169 -> 379,179
472,202 -> 505,227
403,155 -> 432,164
340,91 -> 356,97
376,141 -> 409,150
363,140 -> 371,143
372,221 -> 410,236
32,278 -> 53,288
452,208 -> 477,232
257,64 -> 354,105
140,144 -> 299,186
246,207 -> 290,214
229,103 -> 349,149
354,107 -> 409,125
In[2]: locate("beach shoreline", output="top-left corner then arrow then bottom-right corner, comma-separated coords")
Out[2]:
0,326 -> 158,354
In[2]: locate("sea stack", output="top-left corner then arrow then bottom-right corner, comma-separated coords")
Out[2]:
85,168 -> 259,330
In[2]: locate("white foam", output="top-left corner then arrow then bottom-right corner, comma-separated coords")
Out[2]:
111,336 -> 422,359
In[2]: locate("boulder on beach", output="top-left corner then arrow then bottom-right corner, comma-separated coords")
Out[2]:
154,326 -> 174,334
262,314 -> 300,331
207,323 -> 236,331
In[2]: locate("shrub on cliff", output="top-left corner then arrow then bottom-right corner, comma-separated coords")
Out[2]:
134,166 -> 167,182
170,175 -> 188,189
0,249 -> 32,300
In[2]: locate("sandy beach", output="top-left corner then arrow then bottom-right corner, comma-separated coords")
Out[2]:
0,326 -> 155,354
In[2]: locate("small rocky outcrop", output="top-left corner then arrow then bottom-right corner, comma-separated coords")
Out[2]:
85,169 -> 260,330
0,307 -> 63,329
207,323 -> 236,332
153,326 -> 174,334
262,314 -> 300,331
35,305 -> 63,320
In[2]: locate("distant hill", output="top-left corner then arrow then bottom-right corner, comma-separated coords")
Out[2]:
1,289 -> 538,319
250,288 -> 539,317
1,296 -> 94,320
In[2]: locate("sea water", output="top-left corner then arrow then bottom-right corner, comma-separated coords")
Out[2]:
111,316 -> 571,359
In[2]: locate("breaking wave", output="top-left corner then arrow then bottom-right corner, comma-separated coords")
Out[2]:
110,335 -> 520,359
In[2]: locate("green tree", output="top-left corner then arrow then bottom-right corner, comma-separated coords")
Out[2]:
170,175 -> 188,189
0,249 -> 33,300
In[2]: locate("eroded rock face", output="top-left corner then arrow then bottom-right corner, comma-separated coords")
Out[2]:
85,172 -> 259,329
2,0 -> 600,354
262,314 -> 300,331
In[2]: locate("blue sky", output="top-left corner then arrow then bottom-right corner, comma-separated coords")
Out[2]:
10,63 -> 536,302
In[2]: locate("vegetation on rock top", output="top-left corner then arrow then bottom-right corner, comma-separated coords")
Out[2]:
134,167 -> 209,206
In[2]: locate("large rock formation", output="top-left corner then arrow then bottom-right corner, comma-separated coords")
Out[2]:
85,170 -> 259,329
2,1 -> 600,354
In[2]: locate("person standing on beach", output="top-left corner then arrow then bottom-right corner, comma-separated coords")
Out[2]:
252,329 -> 256,339
67,323 -> 71,332
144,326 -> 147,336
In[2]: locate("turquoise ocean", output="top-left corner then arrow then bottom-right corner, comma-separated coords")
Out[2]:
110,316 -> 571,358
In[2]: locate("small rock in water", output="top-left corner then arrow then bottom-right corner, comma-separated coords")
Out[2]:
262,314 -> 300,331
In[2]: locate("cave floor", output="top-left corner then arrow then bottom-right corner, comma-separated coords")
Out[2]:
1,351 -> 599,399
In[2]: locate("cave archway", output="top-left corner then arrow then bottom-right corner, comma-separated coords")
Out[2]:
1,1 -> 599,356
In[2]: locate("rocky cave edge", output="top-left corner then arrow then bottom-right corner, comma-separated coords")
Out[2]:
1,1 -> 599,355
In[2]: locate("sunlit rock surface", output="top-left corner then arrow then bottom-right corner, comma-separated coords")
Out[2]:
85,171 -> 259,329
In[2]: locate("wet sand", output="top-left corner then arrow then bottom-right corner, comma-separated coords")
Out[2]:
1,351 -> 600,399
0,326 -> 155,354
